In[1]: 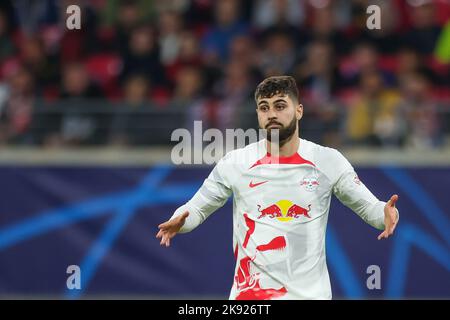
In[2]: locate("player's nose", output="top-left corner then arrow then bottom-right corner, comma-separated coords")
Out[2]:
266,115 -> 279,127
267,108 -> 278,119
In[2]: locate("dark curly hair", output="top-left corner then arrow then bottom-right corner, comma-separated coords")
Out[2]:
254,76 -> 299,103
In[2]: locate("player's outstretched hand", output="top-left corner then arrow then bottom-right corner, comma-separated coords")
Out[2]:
156,211 -> 189,247
378,194 -> 399,240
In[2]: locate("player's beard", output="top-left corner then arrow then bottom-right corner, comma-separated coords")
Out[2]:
264,116 -> 298,147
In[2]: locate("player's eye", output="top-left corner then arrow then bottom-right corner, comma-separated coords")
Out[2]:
275,104 -> 286,110
259,105 -> 269,112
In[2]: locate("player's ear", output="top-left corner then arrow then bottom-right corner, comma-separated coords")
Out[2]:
296,104 -> 303,120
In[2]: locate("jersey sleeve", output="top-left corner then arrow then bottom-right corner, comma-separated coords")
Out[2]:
170,153 -> 233,233
331,149 -> 394,230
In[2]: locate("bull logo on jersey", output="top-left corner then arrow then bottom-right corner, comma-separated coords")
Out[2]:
257,200 -> 311,222
300,177 -> 319,191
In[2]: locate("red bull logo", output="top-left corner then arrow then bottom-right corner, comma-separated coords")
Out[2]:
257,204 -> 282,219
257,200 -> 311,222
286,203 -> 311,219
300,177 -> 319,191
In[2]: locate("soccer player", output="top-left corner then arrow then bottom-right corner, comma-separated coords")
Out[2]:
156,76 -> 399,300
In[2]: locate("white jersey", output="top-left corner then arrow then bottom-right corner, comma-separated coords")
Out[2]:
171,138 -> 394,300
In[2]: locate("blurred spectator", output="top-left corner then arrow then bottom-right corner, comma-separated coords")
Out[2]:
213,60 -> 254,130
435,20 -> 450,64
121,24 -> 166,86
398,71 -> 442,148
202,0 -> 249,64
259,32 -> 298,77
172,66 -> 204,106
355,0 -> 402,54
345,70 -> 404,147
103,0 -> 147,56
0,66 -> 35,145
296,40 -> 344,104
158,11 -> 184,66
58,0 -> 102,62
182,0 -> 214,30
295,40 -> 343,146
188,60 -> 254,133
123,73 -> 150,106
153,0 -> 190,15
404,1 -> 442,54
165,31 -> 203,83
341,42 -> 396,88
297,3 -> 348,56
214,61 -> 253,100
12,0 -> 59,35
109,73 -> 151,146
228,35 -> 262,80
396,46 -> 440,85
345,0 -> 374,35
103,0 -> 153,29
0,9 -> 15,61
252,0 -> 305,30
0,0 -> 447,148
60,62 -> 102,99
45,62 -> 105,147
20,36 -> 59,89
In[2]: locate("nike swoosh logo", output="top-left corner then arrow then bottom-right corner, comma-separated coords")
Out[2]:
249,180 -> 268,188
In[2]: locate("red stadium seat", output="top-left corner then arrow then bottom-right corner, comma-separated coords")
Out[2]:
426,55 -> 450,77
379,55 -> 399,73
0,57 -> 20,80
85,54 -> 122,85
431,87 -> 450,105
85,54 -> 123,100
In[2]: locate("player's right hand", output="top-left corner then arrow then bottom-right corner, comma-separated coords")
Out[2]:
156,211 -> 189,247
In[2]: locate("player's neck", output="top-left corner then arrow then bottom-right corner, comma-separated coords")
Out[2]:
267,135 -> 300,157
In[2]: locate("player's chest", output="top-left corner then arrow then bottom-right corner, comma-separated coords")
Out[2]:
232,165 -> 332,200
231,166 -> 331,222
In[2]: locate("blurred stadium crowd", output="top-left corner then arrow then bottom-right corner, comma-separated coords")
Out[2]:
0,0 -> 449,148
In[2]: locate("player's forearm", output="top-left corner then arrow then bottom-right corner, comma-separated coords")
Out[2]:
334,170 -> 393,230
353,199 -> 400,231
170,180 -> 231,233
351,199 -> 386,230
170,204 -> 203,233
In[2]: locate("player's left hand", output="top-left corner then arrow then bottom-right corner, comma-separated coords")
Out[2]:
378,194 -> 399,240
